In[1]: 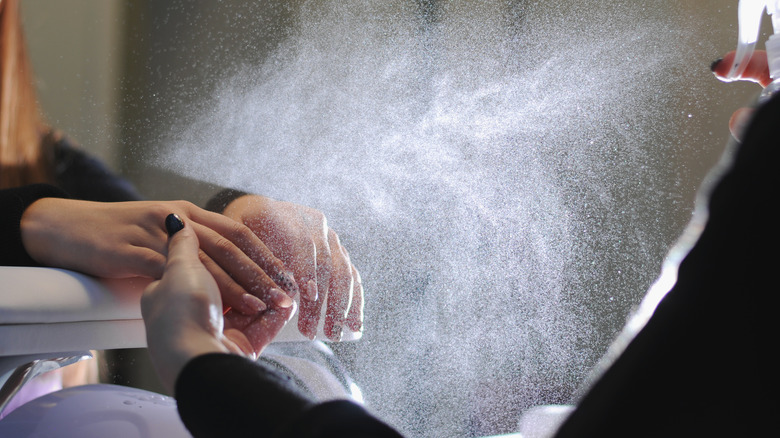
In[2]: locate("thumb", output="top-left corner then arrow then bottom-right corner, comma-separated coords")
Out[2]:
164,213 -> 201,268
712,50 -> 772,87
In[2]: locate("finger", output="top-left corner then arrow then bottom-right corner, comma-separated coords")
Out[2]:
323,229 -> 353,341
287,211 -> 326,303
346,265 -> 364,333
314,227 -> 333,303
198,251 -> 267,315
225,306 -> 295,354
712,50 -> 771,87
187,207 -> 299,298
141,213 -> 192,316
222,328 -> 256,360
295,214 -> 332,339
729,107 -> 756,142
297,250 -> 333,339
191,221 -> 294,310
298,288 -> 323,339
245,309 -> 294,353
164,216 -> 201,269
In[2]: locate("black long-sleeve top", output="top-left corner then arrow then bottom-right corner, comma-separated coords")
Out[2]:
553,92 -> 780,435
0,183 -> 70,266
175,353 -> 403,438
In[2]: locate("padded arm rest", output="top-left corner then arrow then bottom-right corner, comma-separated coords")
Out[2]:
0,267 -> 149,357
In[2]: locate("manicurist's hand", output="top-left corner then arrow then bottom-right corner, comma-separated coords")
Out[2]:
141,216 -> 254,393
712,50 -> 772,140
21,199 -> 298,315
223,195 -> 363,341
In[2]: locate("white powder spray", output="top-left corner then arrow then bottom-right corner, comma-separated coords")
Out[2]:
151,1 -> 715,436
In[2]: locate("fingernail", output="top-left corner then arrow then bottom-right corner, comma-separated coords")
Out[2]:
734,112 -> 749,134
347,317 -> 363,333
165,213 -> 185,236
298,318 -> 317,340
302,328 -> 316,340
302,279 -> 318,301
242,294 -> 266,313
328,322 -> 343,342
271,288 -> 294,308
730,108 -> 754,141
710,58 -> 723,72
274,272 -> 300,297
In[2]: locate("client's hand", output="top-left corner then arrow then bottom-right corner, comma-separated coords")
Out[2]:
141,218 -> 255,393
21,199 -> 298,315
712,50 -> 772,141
223,195 -> 363,340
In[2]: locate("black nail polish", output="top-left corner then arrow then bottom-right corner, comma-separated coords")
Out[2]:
165,213 -> 185,236
710,58 -> 723,72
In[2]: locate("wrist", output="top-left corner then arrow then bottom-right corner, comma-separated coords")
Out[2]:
20,197 -> 60,265
147,323 -> 229,393
221,194 -> 259,218
204,189 -> 250,213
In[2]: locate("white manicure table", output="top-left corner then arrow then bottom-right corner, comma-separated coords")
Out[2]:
0,265 -> 341,376
0,267 -> 149,376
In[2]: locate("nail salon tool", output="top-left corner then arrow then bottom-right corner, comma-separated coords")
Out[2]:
727,0 -> 780,101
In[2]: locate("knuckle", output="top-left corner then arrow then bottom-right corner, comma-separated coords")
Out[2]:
140,251 -> 165,273
172,200 -> 196,211
314,210 -> 327,225
230,220 -> 252,238
212,236 -> 235,254
197,249 -> 211,265
214,237 -> 234,252
144,203 -> 171,222
351,265 -> 362,284
327,228 -> 340,243
316,214 -> 328,233
222,217 -> 253,242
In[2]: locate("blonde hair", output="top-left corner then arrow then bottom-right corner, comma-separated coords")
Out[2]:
0,0 -> 51,189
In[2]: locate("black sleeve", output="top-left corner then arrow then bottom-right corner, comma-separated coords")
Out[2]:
203,188 -> 248,213
0,184 -> 69,266
52,138 -> 143,202
553,91 -> 780,435
175,353 -> 403,438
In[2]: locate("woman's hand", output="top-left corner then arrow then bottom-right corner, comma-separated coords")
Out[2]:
21,198 -> 298,315
141,219 -> 255,393
223,195 -> 363,341
712,50 -> 772,140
